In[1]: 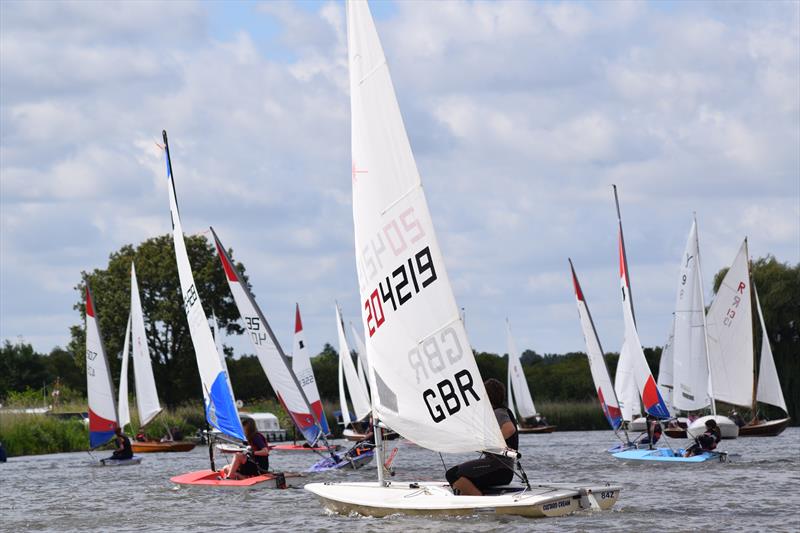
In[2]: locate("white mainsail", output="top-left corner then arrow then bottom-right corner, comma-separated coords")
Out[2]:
671,219 -> 711,412
130,263 -> 162,426
162,131 -> 244,441
211,228 -> 325,445
569,260 -> 623,430
613,186 -> 670,419
350,321 -> 371,394
706,239 -> 753,408
657,322 -> 675,416
754,286 -> 787,413
506,320 -> 537,419
348,0 -> 505,453
118,313 -> 132,431
85,284 -> 119,448
336,305 -> 371,425
292,304 -> 331,435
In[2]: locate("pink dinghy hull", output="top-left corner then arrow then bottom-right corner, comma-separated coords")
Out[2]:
170,469 -> 302,487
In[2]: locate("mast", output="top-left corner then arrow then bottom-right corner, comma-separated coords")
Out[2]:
613,184 -> 636,325
694,213 -> 716,416
745,238 -> 758,418
210,227 -> 334,452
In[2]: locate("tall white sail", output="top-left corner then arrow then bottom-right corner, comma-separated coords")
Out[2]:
706,239 -> 753,407
85,284 -> 119,448
347,0 -> 505,453
162,131 -> 244,441
118,314 -> 132,431
613,186 -> 670,419
336,305 -> 371,423
350,322 -> 371,394
671,220 -> 710,412
754,286 -> 787,413
569,260 -> 623,430
506,320 -> 537,419
292,304 -> 331,435
657,322 -> 675,415
130,263 -> 162,426
212,228 -> 324,445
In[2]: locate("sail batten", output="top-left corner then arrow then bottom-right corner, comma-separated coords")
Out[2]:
347,0 -> 505,454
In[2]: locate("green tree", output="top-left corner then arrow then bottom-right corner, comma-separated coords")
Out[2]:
0,341 -> 47,400
67,234 -> 247,406
712,255 -> 799,422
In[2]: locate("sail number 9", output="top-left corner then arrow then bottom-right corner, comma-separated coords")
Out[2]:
364,246 -> 437,337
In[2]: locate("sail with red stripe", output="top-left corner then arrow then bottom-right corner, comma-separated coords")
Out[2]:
85,283 -> 119,448
211,227 -> 326,445
613,186 -> 670,419
569,259 -> 623,430
292,304 -> 331,435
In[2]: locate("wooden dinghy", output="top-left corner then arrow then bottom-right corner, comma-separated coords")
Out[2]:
738,417 -> 790,437
131,441 -> 196,453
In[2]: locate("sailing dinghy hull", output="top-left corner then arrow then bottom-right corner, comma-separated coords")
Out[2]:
518,425 -> 557,434
307,450 -> 374,473
270,443 -> 342,452
738,417 -> 790,437
170,469 -> 302,488
305,481 -> 620,518
612,448 -> 727,463
131,441 -> 196,453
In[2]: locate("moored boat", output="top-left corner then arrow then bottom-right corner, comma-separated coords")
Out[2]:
131,441 -> 196,453
737,417 -> 790,437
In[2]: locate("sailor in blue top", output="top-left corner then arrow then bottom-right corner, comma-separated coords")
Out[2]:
446,378 -> 518,496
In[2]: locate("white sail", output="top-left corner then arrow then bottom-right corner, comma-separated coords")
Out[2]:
130,263 -> 162,426
350,321 -> 371,395
336,305 -> 371,423
506,320 -> 537,419
347,0 -> 505,453
162,131 -> 244,441
292,304 -> 331,435
85,284 -> 119,448
569,260 -> 624,429
754,286 -> 787,413
613,187 -> 670,419
671,220 -> 711,412
657,322 -> 675,415
212,228 -> 324,445
616,310 -> 642,422
118,313 -> 132,431
706,239 -> 753,408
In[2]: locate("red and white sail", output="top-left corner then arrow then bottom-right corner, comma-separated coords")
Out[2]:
569,260 -> 623,430
347,0 -> 505,453
211,228 -> 324,445
85,284 -> 118,448
291,304 -> 331,435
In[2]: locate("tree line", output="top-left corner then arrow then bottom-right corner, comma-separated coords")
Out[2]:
1,235 -> 797,423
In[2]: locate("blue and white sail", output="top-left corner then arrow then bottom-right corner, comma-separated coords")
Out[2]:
162,130 -> 244,441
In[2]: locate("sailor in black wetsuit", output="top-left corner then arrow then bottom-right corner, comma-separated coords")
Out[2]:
446,378 -> 518,496
110,427 -> 133,460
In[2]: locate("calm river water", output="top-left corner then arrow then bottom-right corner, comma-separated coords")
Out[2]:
2,429 -> 798,532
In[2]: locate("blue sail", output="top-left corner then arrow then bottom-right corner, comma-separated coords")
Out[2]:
207,372 -> 245,441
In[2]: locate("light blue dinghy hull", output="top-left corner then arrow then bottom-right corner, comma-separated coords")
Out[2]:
612,448 -> 726,463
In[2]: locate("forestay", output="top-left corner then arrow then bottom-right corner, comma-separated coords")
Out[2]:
347,0 -> 505,453
754,286 -> 787,413
85,284 -> 119,448
118,314 -> 132,431
212,228 -> 323,445
706,239 -> 753,408
671,220 -> 710,412
613,188 -> 669,419
506,320 -> 537,419
569,260 -> 623,430
130,263 -> 162,426
163,131 -> 244,442
336,305 -> 371,425
292,304 -> 331,435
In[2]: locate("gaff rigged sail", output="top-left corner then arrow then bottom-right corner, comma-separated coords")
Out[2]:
569,260 -> 623,430
162,131 -> 244,441
347,0 -> 505,454
211,228 -> 324,445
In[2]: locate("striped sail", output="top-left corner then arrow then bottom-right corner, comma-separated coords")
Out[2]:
569,260 -> 623,430
292,304 -> 331,435
347,0 -> 505,453
162,131 -> 244,441
212,228 -> 324,445
85,284 -> 118,448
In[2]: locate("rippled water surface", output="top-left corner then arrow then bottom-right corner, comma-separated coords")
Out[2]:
2,429 -> 799,532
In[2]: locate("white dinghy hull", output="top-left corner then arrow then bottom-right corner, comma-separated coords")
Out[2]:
687,415 -> 739,440
305,481 -> 620,518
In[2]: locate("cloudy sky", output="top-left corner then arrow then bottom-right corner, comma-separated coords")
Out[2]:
1,0 -> 798,361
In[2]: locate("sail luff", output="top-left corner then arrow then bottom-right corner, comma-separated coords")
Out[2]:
118,313 -> 132,431
694,214 -> 716,415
